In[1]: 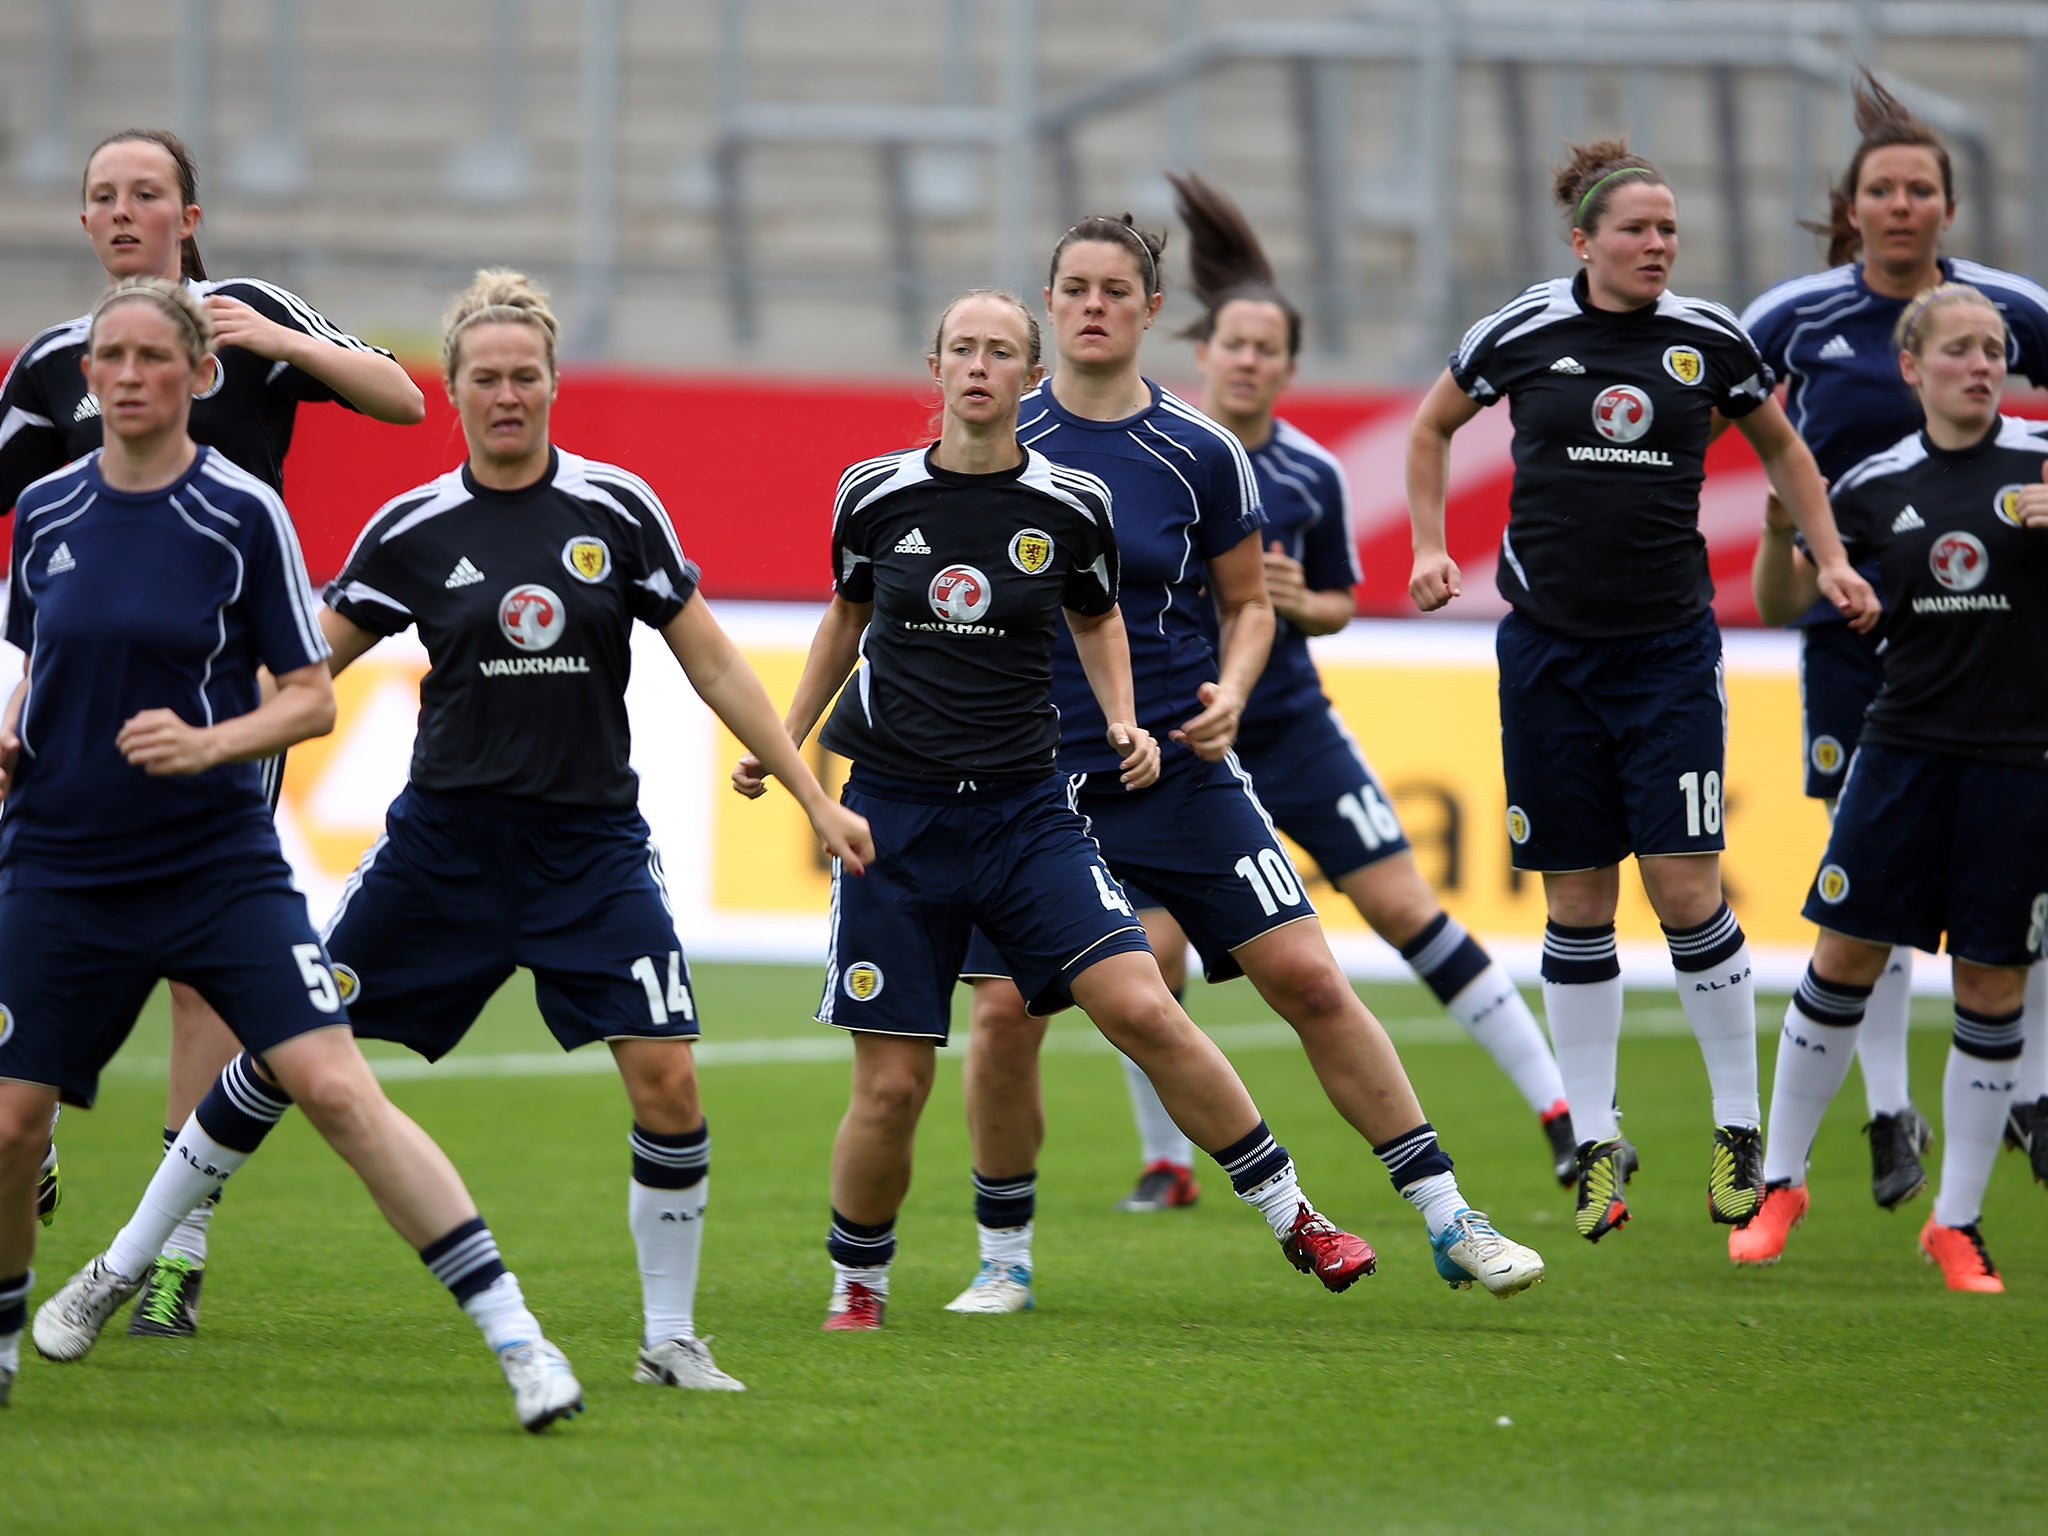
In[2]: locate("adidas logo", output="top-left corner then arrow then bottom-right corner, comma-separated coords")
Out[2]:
45,541 -> 76,575
1890,504 -> 1925,533
1818,334 -> 1855,361
1548,356 -> 1586,375
444,556 -> 486,588
72,394 -> 100,424
893,527 -> 933,554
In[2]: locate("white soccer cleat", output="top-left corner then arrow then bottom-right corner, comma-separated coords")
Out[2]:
498,1339 -> 584,1432
634,1335 -> 746,1391
1430,1209 -> 1545,1299
943,1261 -> 1034,1314
33,1255 -> 143,1362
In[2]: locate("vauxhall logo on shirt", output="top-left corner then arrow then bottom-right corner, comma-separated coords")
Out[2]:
1916,531 -> 2011,615
1567,383 -> 1674,467
480,584 -> 592,675
905,563 -> 1006,636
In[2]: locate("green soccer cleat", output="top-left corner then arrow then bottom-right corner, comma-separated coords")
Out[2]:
128,1254 -> 204,1339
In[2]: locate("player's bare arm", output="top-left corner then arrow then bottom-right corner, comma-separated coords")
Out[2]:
117,659 -> 336,777
1175,531 -> 1271,761
318,605 -> 386,676
669,595 -> 873,872
1405,369 -> 1481,611
1751,490 -> 1823,627
1064,603 -> 1158,789
202,293 -> 426,424
1263,542 -> 1354,636
731,592 -> 870,800
1738,400 -> 1879,630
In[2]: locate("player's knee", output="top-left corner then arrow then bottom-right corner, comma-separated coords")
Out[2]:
854,1057 -> 933,1128
1265,952 -> 1358,1024
286,1062 -> 382,1139
0,1096 -> 52,1168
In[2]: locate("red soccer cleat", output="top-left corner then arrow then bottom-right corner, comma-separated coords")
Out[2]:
1728,1182 -> 1809,1266
821,1281 -> 887,1330
1117,1161 -> 1200,1212
1919,1219 -> 2004,1294
1281,1204 -> 1377,1292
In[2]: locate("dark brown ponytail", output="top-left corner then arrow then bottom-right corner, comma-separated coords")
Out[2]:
1168,172 -> 1302,357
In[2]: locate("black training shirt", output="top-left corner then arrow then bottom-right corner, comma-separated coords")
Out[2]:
819,446 -> 1118,782
327,447 -> 699,807
1449,271 -> 1775,638
0,276 -> 391,508
1829,415 -> 2048,768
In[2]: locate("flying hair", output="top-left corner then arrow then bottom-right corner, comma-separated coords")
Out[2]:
1553,140 -> 1665,234
1168,172 -> 1302,357
1892,281 -> 2003,357
1048,214 -> 1167,298
1807,69 -> 1954,267
88,275 -> 214,366
83,129 -> 206,280
441,268 -> 560,382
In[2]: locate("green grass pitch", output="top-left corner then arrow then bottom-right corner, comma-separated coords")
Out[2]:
11,965 -> 2046,1534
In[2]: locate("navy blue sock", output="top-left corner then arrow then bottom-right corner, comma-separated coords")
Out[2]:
419,1216 -> 508,1305
0,1270 -> 29,1337
972,1169 -> 1035,1229
631,1121 -> 709,1190
1372,1122 -> 1455,1192
194,1052 -> 293,1155
1541,920 -> 1621,984
1954,1005 -> 2024,1061
1793,964 -> 1874,1028
1209,1120 -> 1290,1195
827,1210 -> 896,1269
1399,913 -> 1492,1005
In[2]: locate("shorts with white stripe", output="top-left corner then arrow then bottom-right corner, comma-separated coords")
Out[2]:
962,749 -> 1317,988
1234,704 -> 1410,881
324,784 -> 701,1061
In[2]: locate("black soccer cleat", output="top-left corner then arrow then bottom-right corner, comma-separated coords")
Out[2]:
128,1254 -> 204,1339
1866,1106 -> 1933,1211
35,1156 -> 60,1229
1541,1103 -> 1578,1188
1708,1124 -> 1765,1227
2004,1094 -> 2048,1188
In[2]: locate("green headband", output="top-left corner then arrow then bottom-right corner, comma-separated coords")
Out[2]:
1575,166 -> 1654,226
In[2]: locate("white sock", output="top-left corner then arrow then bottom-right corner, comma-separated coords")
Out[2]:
976,1221 -> 1033,1270
1444,964 -> 1567,1115
463,1272 -> 544,1353
38,1136 -> 56,1179
630,1178 -> 707,1347
163,1202 -> 215,1267
1857,947 -> 1916,1117
1542,978 -> 1624,1144
1669,919 -> 1761,1128
1121,1053 -> 1193,1167
2017,962 -> 2048,1102
1400,1171 -> 1467,1238
1933,1006 -> 2024,1228
1762,982 -> 1868,1186
1240,1160 -> 1307,1240
830,1261 -> 891,1301
105,1121 -> 248,1281
0,1329 -> 19,1375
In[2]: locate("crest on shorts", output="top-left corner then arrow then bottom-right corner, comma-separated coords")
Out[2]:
1817,864 -> 1851,904
1662,346 -> 1705,386
0,1004 -> 12,1047
1809,735 -> 1844,775
1590,385 -> 1653,443
1009,529 -> 1054,575
563,537 -> 611,584
843,962 -> 885,1002
1505,805 -> 1532,845
1929,532 -> 1989,592
331,964 -> 360,1006
1993,484 -> 2028,528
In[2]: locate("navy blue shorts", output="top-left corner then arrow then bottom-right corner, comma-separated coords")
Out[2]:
0,857 -> 348,1107
1802,743 -> 2048,967
325,786 -> 701,1061
962,750 -> 1317,987
1797,622 -> 1884,800
1497,608 -> 1728,872
1236,705 -> 1411,882
822,772 -> 1150,1038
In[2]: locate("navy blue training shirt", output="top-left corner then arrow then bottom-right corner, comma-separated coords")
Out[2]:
1741,256 -> 2048,627
1234,417 -> 1359,754
2,447 -> 329,888
1018,379 -> 1263,773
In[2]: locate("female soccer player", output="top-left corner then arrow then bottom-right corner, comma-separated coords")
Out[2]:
1743,77 -> 2048,1204
52,269 -> 870,1390
1731,283 -> 2048,1288
0,128 -> 427,1335
734,288 -> 1381,1328
1408,141 -> 1879,1244
2,279 -> 580,1430
1096,173 -> 1574,1209
944,220 -> 1545,1311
